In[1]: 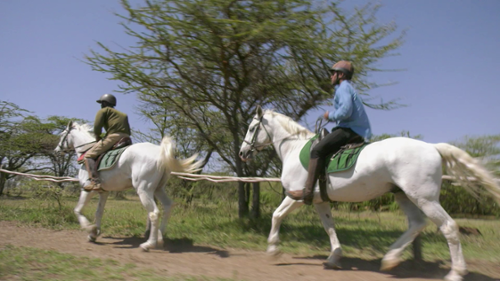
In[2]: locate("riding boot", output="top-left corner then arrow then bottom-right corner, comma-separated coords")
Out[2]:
83,158 -> 101,192
302,157 -> 323,205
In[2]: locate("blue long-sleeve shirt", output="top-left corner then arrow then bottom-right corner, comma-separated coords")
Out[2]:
328,80 -> 372,141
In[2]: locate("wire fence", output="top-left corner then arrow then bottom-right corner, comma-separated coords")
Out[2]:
0,168 -> 281,183
1,168 -> 494,184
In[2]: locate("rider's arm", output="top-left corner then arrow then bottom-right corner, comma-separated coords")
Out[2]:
328,84 -> 353,121
93,109 -> 106,141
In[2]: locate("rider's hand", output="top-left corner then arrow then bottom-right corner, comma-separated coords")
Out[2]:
323,111 -> 329,120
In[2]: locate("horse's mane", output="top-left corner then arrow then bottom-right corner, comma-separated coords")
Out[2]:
264,110 -> 314,139
72,122 -> 96,138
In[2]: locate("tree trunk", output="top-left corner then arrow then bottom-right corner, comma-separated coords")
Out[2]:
0,172 -> 7,196
238,181 -> 249,218
250,182 -> 260,219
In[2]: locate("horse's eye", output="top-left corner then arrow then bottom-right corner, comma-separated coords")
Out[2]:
249,127 -> 255,133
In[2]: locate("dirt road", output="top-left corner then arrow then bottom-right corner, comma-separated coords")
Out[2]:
0,221 -> 498,281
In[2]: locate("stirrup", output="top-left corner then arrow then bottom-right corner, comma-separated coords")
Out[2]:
83,179 -> 103,192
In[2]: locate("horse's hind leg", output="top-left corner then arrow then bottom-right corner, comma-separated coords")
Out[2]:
154,187 -> 173,249
381,192 -> 427,271
314,201 -> 342,269
418,200 -> 467,281
137,190 -> 160,252
267,196 -> 303,256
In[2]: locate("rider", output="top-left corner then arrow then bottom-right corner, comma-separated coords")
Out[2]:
83,94 -> 131,192
302,60 -> 372,205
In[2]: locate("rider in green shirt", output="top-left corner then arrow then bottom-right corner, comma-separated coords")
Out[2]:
83,94 -> 131,192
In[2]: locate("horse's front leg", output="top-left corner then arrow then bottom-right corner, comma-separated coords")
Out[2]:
314,202 -> 342,269
267,196 -> 303,256
87,191 -> 109,242
74,190 -> 96,240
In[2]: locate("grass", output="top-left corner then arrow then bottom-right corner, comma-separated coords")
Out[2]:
1,193 -> 500,265
0,244 -> 236,281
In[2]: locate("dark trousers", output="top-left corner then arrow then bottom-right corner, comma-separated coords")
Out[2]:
311,127 -> 361,160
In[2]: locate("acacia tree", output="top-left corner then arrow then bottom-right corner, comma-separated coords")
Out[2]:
41,116 -> 83,182
0,102 -> 40,195
86,0 -> 403,217
0,101 -> 82,195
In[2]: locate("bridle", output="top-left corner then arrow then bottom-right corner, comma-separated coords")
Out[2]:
243,116 -> 273,153
56,126 -> 96,154
56,127 -> 73,153
244,115 -> 330,155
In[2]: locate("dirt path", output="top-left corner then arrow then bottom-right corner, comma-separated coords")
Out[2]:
0,221 -> 498,281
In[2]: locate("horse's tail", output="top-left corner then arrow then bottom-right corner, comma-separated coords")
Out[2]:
434,143 -> 500,204
159,136 -> 203,173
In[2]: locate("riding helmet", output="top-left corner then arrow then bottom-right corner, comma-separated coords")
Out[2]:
96,94 -> 117,106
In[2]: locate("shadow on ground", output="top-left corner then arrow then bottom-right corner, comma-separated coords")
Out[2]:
100,236 -> 229,258
276,255 -> 499,281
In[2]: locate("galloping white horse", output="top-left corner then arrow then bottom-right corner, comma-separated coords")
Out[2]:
54,121 -> 202,251
239,106 -> 500,281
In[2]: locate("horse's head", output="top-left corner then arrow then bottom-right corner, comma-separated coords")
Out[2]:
239,106 -> 273,162
54,121 -> 75,154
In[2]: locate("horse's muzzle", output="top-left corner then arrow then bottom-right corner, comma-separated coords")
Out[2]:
239,149 -> 252,162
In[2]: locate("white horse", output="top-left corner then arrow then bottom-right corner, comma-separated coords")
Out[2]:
54,121 -> 202,251
239,106 -> 500,281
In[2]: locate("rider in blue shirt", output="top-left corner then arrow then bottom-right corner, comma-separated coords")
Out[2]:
302,60 -> 372,205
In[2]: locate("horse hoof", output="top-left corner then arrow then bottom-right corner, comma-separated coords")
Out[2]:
88,235 -> 97,243
380,258 -> 400,271
266,246 -> 282,259
444,270 -> 465,281
140,243 -> 151,252
323,261 -> 341,270
87,225 -> 100,237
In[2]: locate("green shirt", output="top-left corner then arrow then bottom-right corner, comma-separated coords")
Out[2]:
93,107 -> 131,137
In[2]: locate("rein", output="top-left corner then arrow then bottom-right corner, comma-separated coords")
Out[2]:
245,116 -> 328,154
314,117 -> 330,135
75,141 -> 96,149
56,126 -> 96,154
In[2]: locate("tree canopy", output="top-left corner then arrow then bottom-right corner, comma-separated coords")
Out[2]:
86,0 -> 404,216
0,101 -> 83,195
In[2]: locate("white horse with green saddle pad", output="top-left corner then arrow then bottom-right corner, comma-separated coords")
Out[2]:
55,121 -> 202,251
239,106 -> 500,281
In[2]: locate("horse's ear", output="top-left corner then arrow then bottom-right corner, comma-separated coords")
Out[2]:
67,121 -> 73,129
256,105 -> 263,118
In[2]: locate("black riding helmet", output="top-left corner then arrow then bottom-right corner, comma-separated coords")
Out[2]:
96,94 -> 117,107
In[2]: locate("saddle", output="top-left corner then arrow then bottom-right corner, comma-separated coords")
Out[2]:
77,137 -> 133,177
301,133 -> 366,203
77,137 -> 133,164
95,137 -> 133,171
112,137 -> 132,150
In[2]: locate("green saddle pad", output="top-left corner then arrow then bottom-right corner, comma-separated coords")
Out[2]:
97,146 -> 130,171
299,135 -> 368,174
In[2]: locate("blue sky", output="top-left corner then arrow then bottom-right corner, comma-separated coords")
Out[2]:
1,0 -> 499,144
